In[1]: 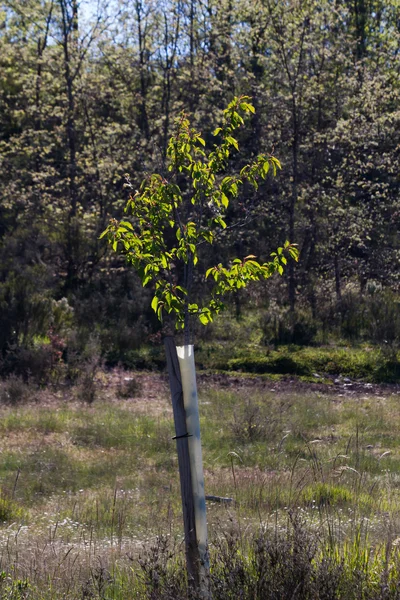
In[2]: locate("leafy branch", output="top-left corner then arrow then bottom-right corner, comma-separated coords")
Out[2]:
101,96 -> 298,329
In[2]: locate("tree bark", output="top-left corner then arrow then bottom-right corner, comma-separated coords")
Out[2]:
136,0 -> 150,140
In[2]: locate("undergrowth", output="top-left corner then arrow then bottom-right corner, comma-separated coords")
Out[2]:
102,342 -> 400,383
0,373 -> 399,597
196,345 -> 400,383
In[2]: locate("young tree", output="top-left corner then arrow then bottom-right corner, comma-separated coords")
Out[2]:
102,96 -> 297,597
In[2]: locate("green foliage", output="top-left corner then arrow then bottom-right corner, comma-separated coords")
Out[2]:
102,97 -> 297,330
0,574 -> 31,600
0,0 -> 400,377
302,483 -> 354,508
196,342 -> 400,382
0,492 -> 25,522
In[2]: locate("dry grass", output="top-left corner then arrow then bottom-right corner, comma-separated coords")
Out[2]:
0,370 -> 400,597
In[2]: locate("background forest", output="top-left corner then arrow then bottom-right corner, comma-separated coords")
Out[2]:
1,0 -> 400,381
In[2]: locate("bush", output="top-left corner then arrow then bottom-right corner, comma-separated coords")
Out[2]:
117,377 -> 143,399
231,400 -> 278,442
227,353 -> 310,376
0,375 -> 31,405
137,517 -> 400,599
74,335 -> 103,404
261,304 -> 317,347
106,347 -> 166,371
0,489 -> 25,521
367,289 -> 400,351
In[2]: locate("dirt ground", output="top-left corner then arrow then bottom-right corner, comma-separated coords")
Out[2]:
7,368 -> 399,412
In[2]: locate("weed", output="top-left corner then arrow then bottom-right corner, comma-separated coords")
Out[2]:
0,491 -> 25,522
0,375 -> 31,405
117,376 -> 143,399
231,400 -> 277,443
138,535 -> 187,599
302,482 -> 354,508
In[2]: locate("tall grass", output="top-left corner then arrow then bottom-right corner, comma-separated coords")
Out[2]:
0,373 -> 399,597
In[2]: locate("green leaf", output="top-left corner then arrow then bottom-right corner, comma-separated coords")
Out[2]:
216,217 -> 227,229
221,176 -> 232,189
221,192 -> 229,208
205,267 -> 214,278
199,313 -> 210,325
239,102 -> 255,114
226,136 -> 239,151
151,296 -> 159,313
262,161 -> 270,177
119,220 -> 134,230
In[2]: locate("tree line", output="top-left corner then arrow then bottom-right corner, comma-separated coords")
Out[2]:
0,0 -> 399,375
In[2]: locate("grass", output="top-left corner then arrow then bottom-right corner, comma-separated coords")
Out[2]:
194,343 -> 400,382
0,370 -> 400,597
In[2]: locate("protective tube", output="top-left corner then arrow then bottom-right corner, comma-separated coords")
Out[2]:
176,345 -> 209,578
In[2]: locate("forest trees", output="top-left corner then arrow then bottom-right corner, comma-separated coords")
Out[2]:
0,0 -> 399,365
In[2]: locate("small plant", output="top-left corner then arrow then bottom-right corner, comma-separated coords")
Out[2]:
0,488 -> 25,522
231,400 -> 277,442
75,335 -> 103,404
138,535 -> 187,599
0,375 -> 31,405
117,376 -> 143,399
78,370 -> 97,404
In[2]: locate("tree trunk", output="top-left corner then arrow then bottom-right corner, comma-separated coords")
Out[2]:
60,0 -> 79,291
136,0 -> 150,140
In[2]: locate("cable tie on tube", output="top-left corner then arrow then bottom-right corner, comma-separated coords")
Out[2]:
172,432 -> 192,440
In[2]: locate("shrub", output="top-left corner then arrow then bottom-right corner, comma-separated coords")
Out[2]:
137,518 -> 400,599
227,353 -> 310,376
0,375 -> 31,405
117,377 -> 143,399
0,490 -> 25,522
231,400 -> 278,442
261,305 -> 317,346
